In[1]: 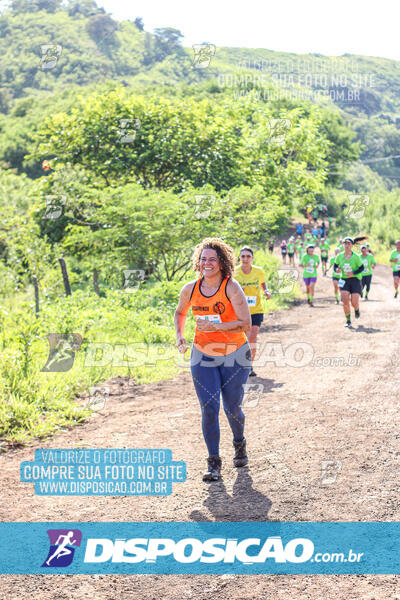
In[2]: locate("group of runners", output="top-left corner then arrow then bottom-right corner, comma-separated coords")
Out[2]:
279,231 -> 331,268
174,236 -> 400,481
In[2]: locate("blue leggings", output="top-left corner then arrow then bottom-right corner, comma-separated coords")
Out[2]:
190,343 -> 251,456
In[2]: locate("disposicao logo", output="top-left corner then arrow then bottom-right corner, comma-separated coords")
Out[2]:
82,536 -> 314,564
42,529 -> 82,567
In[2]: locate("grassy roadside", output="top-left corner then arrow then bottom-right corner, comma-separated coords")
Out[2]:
0,249 -> 300,445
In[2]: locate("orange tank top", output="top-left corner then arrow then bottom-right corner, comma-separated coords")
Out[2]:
190,276 -> 247,356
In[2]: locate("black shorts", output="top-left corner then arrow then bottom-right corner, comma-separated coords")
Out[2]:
361,274 -> 372,287
332,276 -> 340,282
281,250 -> 287,255
321,256 -> 328,262
251,313 -> 264,327
393,271 -> 400,278
340,277 -> 362,294
288,252 -> 294,257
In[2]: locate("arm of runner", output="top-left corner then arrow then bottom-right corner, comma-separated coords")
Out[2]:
198,278 -> 250,333
352,260 -> 364,276
261,281 -> 271,299
174,281 -> 195,352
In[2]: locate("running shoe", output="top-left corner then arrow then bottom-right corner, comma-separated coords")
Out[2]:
345,321 -> 351,328
203,455 -> 222,481
233,438 -> 248,467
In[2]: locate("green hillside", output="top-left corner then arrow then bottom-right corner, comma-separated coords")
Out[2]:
2,0 -> 400,184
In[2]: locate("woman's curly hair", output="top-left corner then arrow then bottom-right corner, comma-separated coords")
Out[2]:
192,238 -> 236,280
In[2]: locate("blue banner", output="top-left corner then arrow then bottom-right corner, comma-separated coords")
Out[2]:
0,522 -> 399,574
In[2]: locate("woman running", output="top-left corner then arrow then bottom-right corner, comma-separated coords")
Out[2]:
268,240 -> 274,253
390,240 -> 400,298
298,240 -> 305,261
287,237 -> 296,266
333,237 -> 364,327
280,240 -> 288,264
327,247 -> 341,304
360,244 -> 376,300
304,230 -> 312,245
319,237 -> 330,276
295,236 -> 302,260
300,244 -> 320,306
174,238 -> 251,482
234,246 -> 271,377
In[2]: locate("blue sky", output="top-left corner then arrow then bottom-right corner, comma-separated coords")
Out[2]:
97,0 -> 400,61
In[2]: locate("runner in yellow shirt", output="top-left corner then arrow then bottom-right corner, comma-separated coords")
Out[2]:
234,247 -> 271,377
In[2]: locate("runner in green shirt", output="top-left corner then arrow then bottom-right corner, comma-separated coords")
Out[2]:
298,241 -> 305,260
337,239 -> 344,253
287,237 -> 296,266
333,237 -> 364,327
360,245 -> 376,300
319,237 -> 330,276
389,240 -> 400,298
300,245 -> 320,307
304,231 -> 312,245
326,247 -> 341,304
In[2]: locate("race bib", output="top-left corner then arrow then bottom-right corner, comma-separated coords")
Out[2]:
246,296 -> 257,307
338,278 -> 345,288
363,260 -> 369,272
196,314 -> 221,323
305,266 -> 314,274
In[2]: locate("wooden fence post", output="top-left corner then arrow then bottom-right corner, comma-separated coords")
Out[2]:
58,257 -> 72,296
32,275 -> 40,317
93,268 -> 101,296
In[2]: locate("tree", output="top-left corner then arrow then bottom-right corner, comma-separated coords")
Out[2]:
153,27 -> 184,61
85,14 -> 118,42
133,17 -> 144,31
10,0 -> 62,11
67,0 -> 104,17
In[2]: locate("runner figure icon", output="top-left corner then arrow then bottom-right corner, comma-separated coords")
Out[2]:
45,531 -> 77,566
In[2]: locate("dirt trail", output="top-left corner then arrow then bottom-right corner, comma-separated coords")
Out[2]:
1,258 -> 400,599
